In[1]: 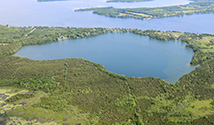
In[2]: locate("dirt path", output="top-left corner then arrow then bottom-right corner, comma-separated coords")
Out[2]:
25,28 -> 36,37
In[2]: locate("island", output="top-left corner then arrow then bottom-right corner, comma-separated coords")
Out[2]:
75,1 -> 214,20
0,25 -> 214,124
75,7 -> 114,12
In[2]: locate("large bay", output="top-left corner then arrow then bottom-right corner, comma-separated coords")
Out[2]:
0,0 -> 214,34
14,33 -> 196,83
1,0 -> 211,82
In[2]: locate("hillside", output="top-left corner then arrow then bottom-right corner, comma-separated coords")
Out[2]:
0,25 -> 214,124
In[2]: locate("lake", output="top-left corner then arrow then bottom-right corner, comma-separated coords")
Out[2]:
0,0 -> 214,34
1,0 -> 211,83
14,33 -> 196,83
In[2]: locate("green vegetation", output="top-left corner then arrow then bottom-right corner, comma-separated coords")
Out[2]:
130,29 -> 214,65
75,7 -> 114,12
0,25 -> 129,55
5,117 -> 58,125
75,1 -> 214,20
5,93 -> 35,103
0,25 -> 214,124
0,88 -> 58,124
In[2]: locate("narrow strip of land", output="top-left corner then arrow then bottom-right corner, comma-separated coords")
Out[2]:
75,1 -> 214,20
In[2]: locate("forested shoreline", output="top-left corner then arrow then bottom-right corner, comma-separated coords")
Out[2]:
75,1 -> 214,20
0,25 -> 214,124
1,25 -> 213,65
0,25 -> 130,56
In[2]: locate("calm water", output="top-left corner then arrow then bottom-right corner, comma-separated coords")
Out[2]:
14,33 -> 196,83
1,0 -> 211,82
0,0 -> 214,34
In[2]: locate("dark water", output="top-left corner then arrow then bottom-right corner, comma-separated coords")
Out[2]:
14,33 -> 196,83
0,0 -> 214,34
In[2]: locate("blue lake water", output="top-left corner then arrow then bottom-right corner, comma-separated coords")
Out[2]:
1,0 -> 211,82
0,0 -> 213,34
14,33 -> 196,83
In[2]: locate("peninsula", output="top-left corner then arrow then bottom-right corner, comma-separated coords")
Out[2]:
75,1 -> 214,20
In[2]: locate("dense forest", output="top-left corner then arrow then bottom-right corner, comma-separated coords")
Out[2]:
75,1 -> 214,20
75,7 -> 114,12
0,25 -> 130,56
0,25 -> 214,124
